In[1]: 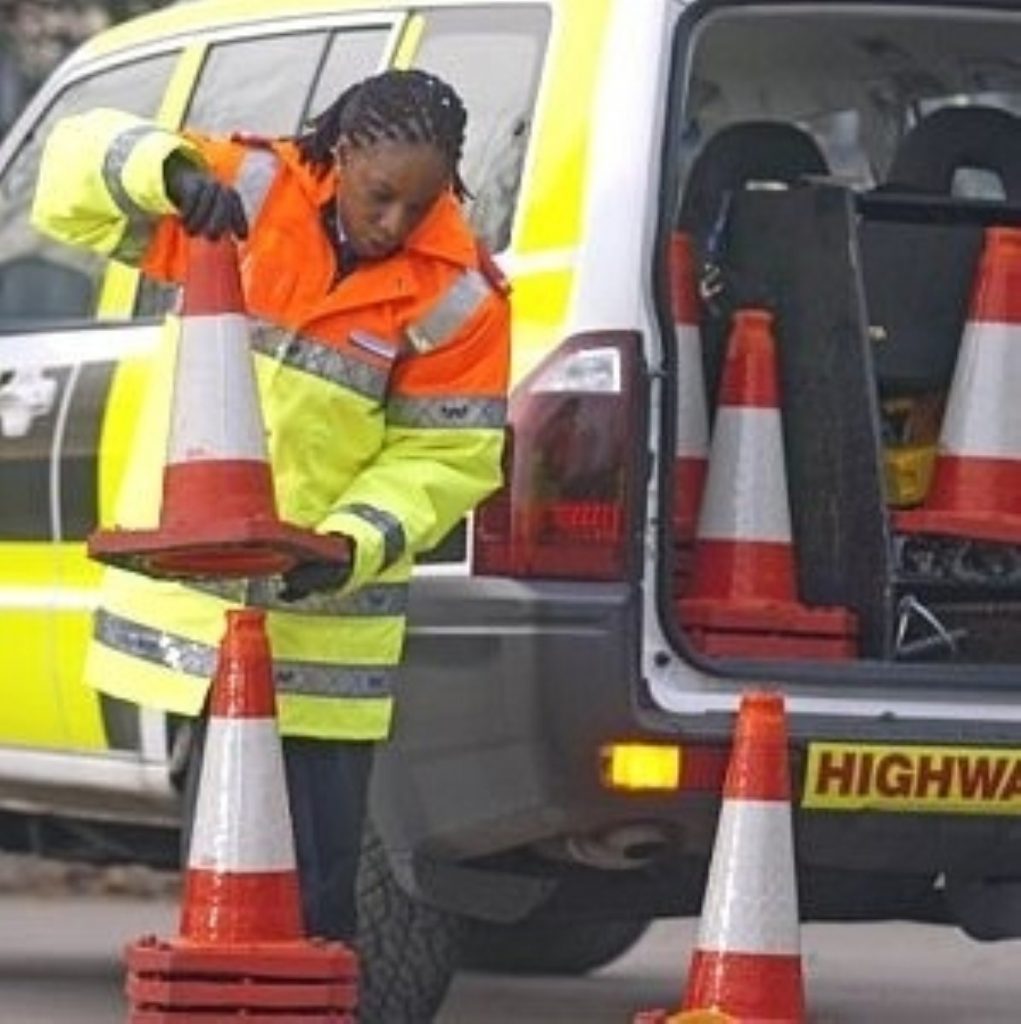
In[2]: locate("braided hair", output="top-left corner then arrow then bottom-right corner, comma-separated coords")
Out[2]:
297,68 -> 470,200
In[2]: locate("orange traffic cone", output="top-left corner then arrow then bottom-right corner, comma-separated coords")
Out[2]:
123,609 -> 357,1022
635,691 -> 803,1024
677,308 -> 857,659
89,236 -> 348,581
896,226 -> 1021,543
178,608 -> 303,944
669,232 -> 710,591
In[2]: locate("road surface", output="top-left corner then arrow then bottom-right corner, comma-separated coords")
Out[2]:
0,891 -> 1018,1022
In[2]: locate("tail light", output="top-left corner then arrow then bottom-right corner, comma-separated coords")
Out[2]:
473,331 -> 645,581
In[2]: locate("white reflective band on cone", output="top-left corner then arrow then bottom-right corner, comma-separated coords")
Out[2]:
697,799 -> 800,955
940,323 -> 1021,456
188,718 -> 296,872
168,313 -> 268,463
675,323 -> 709,457
697,408 -> 792,542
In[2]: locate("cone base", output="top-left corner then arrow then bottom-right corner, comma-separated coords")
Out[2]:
634,1012 -> 736,1024
125,934 -> 358,1016
88,521 -> 350,580
130,1012 -> 354,1023
679,597 -> 858,661
895,507 -> 1021,546
684,948 -> 803,1023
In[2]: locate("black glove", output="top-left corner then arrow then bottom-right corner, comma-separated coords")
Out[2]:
163,154 -> 249,240
278,555 -> 353,603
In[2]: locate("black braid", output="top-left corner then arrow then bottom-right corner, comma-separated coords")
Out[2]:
297,68 -> 471,200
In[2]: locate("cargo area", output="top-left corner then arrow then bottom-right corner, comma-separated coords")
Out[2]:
663,2 -> 1021,679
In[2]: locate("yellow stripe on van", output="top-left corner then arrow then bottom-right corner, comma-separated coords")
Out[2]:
391,12 -> 424,69
804,743 -> 1021,815
515,0 -> 611,253
507,265 -> 574,384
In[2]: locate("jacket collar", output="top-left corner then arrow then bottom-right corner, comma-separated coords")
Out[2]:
278,140 -> 476,270
274,142 -> 476,317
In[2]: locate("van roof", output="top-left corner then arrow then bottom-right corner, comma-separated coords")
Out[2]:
73,0 -> 584,63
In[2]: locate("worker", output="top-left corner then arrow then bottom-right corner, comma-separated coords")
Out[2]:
31,69 -> 510,948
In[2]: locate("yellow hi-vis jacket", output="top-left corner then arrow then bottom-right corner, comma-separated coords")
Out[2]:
31,108 -> 510,740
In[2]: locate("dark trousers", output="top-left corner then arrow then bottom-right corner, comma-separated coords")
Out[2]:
182,714 -> 375,942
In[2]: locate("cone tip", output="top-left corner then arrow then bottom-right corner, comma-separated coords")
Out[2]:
211,608 -> 275,719
181,236 -> 246,316
733,307 -> 774,330
723,689 -> 791,801
736,689 -> 787,740
226,607 -> 267,632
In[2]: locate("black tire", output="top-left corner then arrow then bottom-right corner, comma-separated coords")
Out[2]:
356,826 -> 463,1023
945,874 -> 1021,941
459,915 -> 650,976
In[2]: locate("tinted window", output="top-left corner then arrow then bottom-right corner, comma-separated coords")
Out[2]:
412,6 -> 550,252
0,53 -> 177,327
187,27 -> 391,136
307,27 -> 391,122
186,32 -> 329,135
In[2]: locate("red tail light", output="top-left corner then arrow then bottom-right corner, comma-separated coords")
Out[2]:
473,331 -> 645,581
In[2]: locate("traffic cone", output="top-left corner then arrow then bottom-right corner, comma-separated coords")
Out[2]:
677,308 -> 858,659
896,226 -> 1021,544
123,609 -> 358,1022
178,608 -> 303,944
669,231 -> 710,592
88,236 -> 349,581
634,691 -> 803,1024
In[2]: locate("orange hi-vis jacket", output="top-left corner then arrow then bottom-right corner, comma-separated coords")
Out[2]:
32,108 -> 511,740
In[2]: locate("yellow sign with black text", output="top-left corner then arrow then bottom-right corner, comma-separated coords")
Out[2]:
803,743 -> 1021,814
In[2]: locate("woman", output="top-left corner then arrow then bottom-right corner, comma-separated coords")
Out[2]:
31,69 -> 510,963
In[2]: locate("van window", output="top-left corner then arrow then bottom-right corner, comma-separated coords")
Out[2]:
185,32 -> 333,135
0,53 -> 177,327
307,27 -> 391,120
412,5 -> 551,252
187,27 -> 390,136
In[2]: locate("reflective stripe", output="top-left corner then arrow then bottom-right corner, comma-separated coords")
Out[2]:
335,503 -> 406,569
275,661 -> 392,699
405,269 -> 490,352
96,607 -> 214,678
387,394 -> 507,429
104,124 -> 159,263
94,608 -> 394,700
187,579 -> 408,616
349,329 -> 399,361
251,320 -> 389,401
234,150 -> 279,226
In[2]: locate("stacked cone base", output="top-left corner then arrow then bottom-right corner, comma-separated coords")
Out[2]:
678,597 -> 858,660
125,935 -> 357,1021
895,506 -> 1021,546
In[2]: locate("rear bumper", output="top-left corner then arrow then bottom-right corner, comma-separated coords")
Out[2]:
372,576 -> 1021,917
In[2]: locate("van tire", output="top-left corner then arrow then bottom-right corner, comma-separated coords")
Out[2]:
357,825 -> 462,1023
460,915 -> 649,975
945,873 -> 1021,941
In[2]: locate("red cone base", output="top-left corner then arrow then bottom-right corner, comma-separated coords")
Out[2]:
679,597 -> 858,660
125,935 -> 357,1021
89,518 -> 350,580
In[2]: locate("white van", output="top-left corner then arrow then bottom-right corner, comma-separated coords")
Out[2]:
2,0 -> 1021,1019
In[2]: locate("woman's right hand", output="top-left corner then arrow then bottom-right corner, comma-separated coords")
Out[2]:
164,154 -> 249,240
